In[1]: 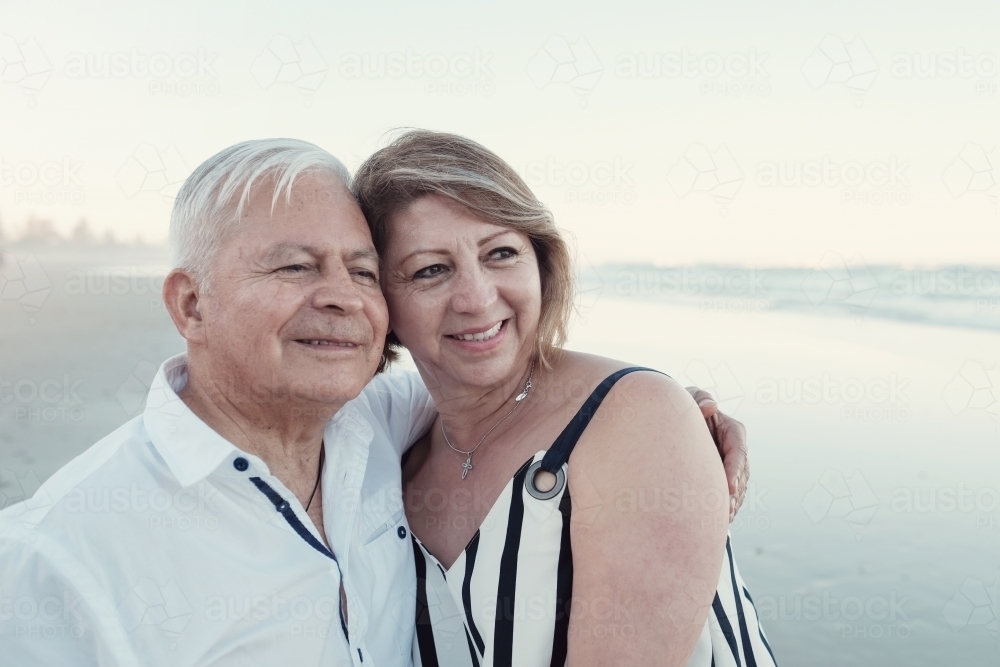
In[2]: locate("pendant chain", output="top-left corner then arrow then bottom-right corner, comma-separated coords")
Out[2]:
440,360 -> 535,480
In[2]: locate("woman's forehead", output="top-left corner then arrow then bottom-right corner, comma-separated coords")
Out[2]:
391,195 -> 519,244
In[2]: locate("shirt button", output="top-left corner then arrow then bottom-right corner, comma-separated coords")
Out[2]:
397,526 -> 407,539
277,501 -> 291,513
233,457 -> 249,472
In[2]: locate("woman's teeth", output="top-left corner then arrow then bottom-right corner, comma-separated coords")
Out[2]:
451,321 -> 503,342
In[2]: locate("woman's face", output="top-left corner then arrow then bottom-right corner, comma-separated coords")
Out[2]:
382,194 -> 542,390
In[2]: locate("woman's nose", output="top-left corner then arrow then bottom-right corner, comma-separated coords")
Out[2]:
450,268 -> 497,315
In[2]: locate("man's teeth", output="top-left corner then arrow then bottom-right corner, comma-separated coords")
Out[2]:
452,321 -> 503,341
301,340 -> 355,347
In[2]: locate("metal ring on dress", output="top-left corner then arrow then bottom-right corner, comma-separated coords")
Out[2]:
524,460 -> 566,501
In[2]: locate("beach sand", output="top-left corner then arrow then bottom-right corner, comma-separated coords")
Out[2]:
2,246 -> 998,665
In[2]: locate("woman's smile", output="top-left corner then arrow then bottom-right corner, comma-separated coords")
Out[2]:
443,318 -> 510,351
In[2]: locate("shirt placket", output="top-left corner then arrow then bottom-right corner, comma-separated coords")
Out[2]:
325,408 -> 373,666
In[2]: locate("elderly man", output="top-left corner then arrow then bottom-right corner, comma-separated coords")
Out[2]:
0,139 -> 748,666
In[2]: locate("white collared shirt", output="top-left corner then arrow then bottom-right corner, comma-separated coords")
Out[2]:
0,354 -> 435,667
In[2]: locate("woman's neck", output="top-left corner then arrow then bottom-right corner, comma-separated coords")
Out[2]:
418,357 -> 537,447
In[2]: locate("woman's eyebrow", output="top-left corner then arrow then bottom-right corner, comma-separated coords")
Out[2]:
476,229 -> 515,247
398,229 -> 515,264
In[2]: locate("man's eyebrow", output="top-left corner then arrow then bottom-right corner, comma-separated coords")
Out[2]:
398,229 -> 516,264
347,248 -> 381,266
261,243 -> 320,263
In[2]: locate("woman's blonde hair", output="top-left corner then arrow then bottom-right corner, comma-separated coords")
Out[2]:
353,129 -> 574,370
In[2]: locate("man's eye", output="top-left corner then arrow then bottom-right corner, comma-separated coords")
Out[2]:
353,269 -> 379,283
488,247 -> 518,261
413,264 -> 448,279
277,264 -> 310,273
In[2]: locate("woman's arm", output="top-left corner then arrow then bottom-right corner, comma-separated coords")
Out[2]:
567,372 -> 730,666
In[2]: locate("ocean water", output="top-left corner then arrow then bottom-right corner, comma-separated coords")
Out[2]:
1,245 -> 998,666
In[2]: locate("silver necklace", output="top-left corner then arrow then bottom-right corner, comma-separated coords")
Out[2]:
440,360 -> 535,480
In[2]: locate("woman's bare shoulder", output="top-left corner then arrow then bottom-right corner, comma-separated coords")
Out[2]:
565,358 -> 713,476
552,351 -> 682,403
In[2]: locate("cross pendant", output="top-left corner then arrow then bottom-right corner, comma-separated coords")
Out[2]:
461,456 -> 473,480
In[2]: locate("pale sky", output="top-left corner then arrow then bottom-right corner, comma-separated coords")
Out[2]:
2,0 -> 999,267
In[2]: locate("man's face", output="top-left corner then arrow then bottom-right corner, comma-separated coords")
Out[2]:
198,173 -> 388,412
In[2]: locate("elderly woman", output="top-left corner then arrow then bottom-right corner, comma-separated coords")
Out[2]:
353,131 -> 775,667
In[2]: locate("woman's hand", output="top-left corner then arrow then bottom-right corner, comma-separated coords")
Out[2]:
686,386 -> 749,523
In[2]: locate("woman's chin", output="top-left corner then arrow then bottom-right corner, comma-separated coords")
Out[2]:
442,355 -> 523,391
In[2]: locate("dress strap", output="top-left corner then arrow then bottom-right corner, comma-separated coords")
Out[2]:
539,367 -> 667,473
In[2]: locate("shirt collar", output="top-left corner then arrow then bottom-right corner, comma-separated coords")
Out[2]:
143,354 -> 243,488
143,354 -> 377,490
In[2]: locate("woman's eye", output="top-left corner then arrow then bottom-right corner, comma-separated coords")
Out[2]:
488,247 -> 518,261
413,264 -> 448,279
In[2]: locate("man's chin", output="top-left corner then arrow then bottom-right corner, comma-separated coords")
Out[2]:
282,359 -> 374,404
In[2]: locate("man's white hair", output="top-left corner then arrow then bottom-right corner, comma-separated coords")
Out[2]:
169,138 -> 352,288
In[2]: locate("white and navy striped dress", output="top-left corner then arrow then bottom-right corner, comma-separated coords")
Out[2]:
411,368 -> 776,667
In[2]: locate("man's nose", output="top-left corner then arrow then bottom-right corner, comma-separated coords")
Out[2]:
312,265 -> 365,313
450,267 -> 497,315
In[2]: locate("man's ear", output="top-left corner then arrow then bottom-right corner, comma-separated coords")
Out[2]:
162,269 -> 206,344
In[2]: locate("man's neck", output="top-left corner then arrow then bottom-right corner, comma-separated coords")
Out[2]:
178,360 -> 337,508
